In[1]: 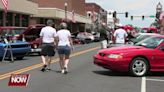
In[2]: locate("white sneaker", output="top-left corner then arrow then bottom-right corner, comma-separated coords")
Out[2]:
61,69 -> 65,74
64,67 -> 68,74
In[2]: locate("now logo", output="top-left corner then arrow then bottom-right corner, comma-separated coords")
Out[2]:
8,74 -> 30,86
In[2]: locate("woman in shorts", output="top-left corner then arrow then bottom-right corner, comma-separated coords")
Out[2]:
56,22 -> 73,74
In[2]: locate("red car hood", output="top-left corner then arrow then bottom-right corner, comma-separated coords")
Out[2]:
100,46 -> 146,54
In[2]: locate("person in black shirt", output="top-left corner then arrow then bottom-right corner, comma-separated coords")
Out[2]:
99,29 -> 108,49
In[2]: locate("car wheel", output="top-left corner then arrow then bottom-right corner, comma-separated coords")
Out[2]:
129,57 -> 149,77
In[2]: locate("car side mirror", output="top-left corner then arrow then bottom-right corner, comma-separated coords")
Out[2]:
160,46 -> 164,51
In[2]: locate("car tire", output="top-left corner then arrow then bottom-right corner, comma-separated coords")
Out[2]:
129,57 -> 149,77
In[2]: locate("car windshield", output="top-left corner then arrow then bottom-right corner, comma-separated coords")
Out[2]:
140,29 -> 147,33
135,36 -> 164,49
135,34 -> 151,42
0,28 -> 25,36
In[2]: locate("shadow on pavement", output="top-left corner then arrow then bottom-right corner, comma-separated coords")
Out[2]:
93,70 -> 164,77
92,70 -> 130,77
147,72 -> 164,77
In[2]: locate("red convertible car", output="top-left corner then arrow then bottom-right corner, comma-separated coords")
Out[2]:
94,35 -> 164,77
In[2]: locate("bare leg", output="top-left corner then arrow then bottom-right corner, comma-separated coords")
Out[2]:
63,55 -> 70,74
41,55 -> 47,72
47,57 -> 52,69
59,54 -> 65,70
41,55 -> 47,65
64,55 -> 70,68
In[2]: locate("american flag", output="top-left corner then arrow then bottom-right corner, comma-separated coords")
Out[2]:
1,0 -> 8,12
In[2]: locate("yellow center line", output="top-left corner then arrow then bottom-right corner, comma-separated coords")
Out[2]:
0,46 -> 100,80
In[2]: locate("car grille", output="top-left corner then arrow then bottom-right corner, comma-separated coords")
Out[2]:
99,53 -> 106,57
10,44 -> 29,48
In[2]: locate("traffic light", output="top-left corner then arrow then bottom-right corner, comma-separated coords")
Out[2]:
142,16 -> 144,20
125,12 -> 128,18
131,16 -> 133,20
113,11 -> 117,18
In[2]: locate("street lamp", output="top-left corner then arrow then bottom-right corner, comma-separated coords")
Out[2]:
64,0 -> 68,21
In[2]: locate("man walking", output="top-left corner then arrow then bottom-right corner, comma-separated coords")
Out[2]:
40,20 -> 57,72
114,24 -> 127,45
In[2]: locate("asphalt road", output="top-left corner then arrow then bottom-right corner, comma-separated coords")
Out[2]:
0,42 -> 164,92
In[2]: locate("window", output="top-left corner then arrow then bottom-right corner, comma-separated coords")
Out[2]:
6,12 -> 13,26
0,11 -> 3,26
14,14 -> 20,26
22,15 -> 29,27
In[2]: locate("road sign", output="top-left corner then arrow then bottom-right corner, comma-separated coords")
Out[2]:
149,15 -> 155,18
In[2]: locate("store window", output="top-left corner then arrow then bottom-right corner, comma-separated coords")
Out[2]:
0,11 -> 3,26
14,13 -> 20,26
22,15 -> 29,27
40,18 -> 45,24
6,12 -> 13,26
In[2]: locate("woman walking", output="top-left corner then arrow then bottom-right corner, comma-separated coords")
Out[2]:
56,22 -> 73,74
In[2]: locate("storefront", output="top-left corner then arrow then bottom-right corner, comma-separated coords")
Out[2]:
0,0 -> 38,27
32,8 -> 91,32
0,11 -> 30,27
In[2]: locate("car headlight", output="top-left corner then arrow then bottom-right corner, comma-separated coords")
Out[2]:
107,54 -> 123,59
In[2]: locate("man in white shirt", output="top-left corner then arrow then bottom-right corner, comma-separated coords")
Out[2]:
40,20 -> 57,72
114,26 -> 127,44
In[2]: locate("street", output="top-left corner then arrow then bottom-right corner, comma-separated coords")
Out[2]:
0,42 -> 164,92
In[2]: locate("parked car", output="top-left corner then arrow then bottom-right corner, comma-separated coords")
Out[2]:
71,32 -> 81,44
18,24 -> 45,55
0,27 -> 30,60
129,33 -> 160,44
141,27 -> 158,33
92,32 -> 100,42
94,35 -> 164,77
76,32 -> 94,44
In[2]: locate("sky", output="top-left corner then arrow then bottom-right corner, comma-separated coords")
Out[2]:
86,0 -> 164,27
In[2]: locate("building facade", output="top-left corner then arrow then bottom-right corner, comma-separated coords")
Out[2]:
30,0 -> 91,32
0,0 -> 38,26
0,0 -> 91,33
85,3 -> 107,32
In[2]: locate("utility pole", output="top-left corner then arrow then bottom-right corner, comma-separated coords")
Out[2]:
64,0 -> 68,22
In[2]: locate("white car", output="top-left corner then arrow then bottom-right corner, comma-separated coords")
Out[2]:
77,32 -> 94,44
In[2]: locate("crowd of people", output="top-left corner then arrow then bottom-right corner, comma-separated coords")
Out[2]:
39,19 -> 151,74
99,24 -> 137,49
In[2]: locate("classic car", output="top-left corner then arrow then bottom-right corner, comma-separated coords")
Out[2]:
18,24 -> 45,55
0,27 -> 30,60
94,35 -> 164,76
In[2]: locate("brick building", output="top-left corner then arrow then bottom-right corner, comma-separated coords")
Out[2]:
0,0 -> 91,32
30,0 -> 91,32
85,3 -> 107,32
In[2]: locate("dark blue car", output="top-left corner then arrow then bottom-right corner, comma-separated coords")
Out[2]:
0,27 -> 30,60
